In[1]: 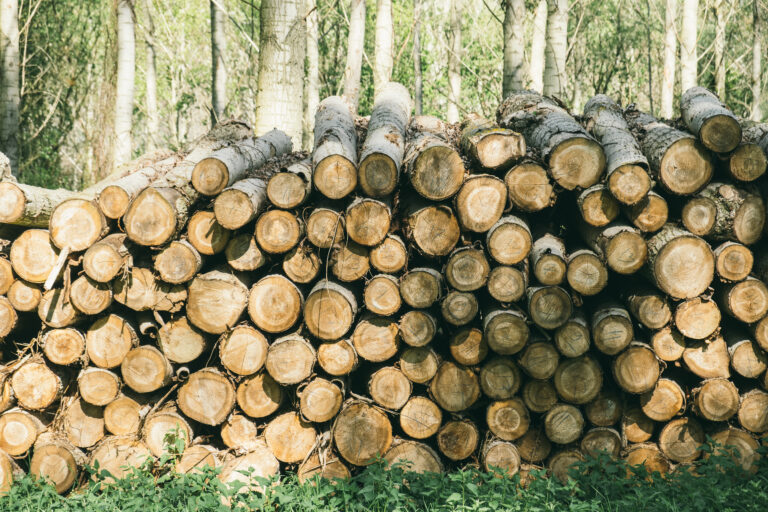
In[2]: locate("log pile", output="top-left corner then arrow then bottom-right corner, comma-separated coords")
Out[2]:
0,84 -> 768,494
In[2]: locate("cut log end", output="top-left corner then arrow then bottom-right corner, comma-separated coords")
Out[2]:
123,188 -> 178,247
409,145 -> 465,201
728,143 -> 767,182
714,242 -> 753,282
334,402 -> 392,466
50,199 -> 107,252
625,193 -> 668,232
191,157 -> 229,196
0,183 -> 28,224
505,163 -> 555,212
549,138 -> 606,190
578,185 -> 619,227
267,172 -> 309,209
97,186 -> 131,220
659,139 -> 713,195
407,205 -> 460,257
700,115 -> 742,153
314,156 -> 357,199
608,164 -> 651,205
359,155 -> 398,198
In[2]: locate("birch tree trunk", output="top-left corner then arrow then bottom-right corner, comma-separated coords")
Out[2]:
210,0 -> 227,123
342,0 -> 365,112
503,0 -> 526,96
144,0 -> 158,148
530,0 -> 547,94
373,0 -> 394,97
661,0 -> 677,118
0,0 -> 19,174
447,0 -> 461,123
714,0 -> 726,100
680,0 -> 698,91
303,0 -> 319,150
255,0 -> 306,147
413,0 -> 423,115
751,0 -> 762,121
115,0 -> 136,166
543,0 -> 567,97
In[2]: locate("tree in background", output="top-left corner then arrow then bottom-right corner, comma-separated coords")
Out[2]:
144,0 -> 159,148
0,0 -> 19,174
115,0 -> 136,166
530,0 -> 547,93
503,0 -> 526,97
447,0 -> 461,123
304,0 -> 320,150
373,0 -> 394,96
544,0 -> 568,97
342,0 -> 365,111
255,0 -> 306,146
413,0 -> 423,115
210,0 -> 227,124
680,0 -> 698,90
661,0 -> 678,118
753,0 -> 762,120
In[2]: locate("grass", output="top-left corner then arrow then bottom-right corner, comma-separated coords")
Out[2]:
3,439 -> 768,512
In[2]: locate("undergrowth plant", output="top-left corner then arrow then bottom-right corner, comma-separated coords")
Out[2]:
2,438 -> 767,512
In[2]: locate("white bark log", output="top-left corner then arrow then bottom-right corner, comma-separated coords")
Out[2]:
714,0 -> 726,100
413,0 -> 423,115
115,0 -> 136,166
373,0 -> 394,97
144,0 -> 158,147
680,0 -> 698,91
0,0 -> 19,173
751,0 -> 762,121
255,0 -> 306,147
342,0 -> 365,112
543,0 -> 567,97
303,0 -> 319,151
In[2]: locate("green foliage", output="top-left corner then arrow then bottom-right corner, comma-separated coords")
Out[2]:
2,440 -> 768,511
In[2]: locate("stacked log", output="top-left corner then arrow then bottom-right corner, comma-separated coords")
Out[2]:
0,84 -> 766,493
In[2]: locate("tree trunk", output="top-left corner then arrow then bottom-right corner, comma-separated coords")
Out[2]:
255,0 -> 306,147
543,0 -> 567,97
210,0 -> 227,123
680,87 -> 741,153
714,0 -> 726,100
303,0 -> 319,150
661,0 -> 678,119
680,0 -> 698,91
342,0 -> 365,111
115,0 -> 135,166
503,0 -> 526,96
497,91 -> 605,190
529,0 -> 547,93
373,0 -> 393,97
583,95 -> 651,205
413,0 -> 423,115
359,83 -> 411,197
751,1 -> 762,121
144,0 -> 158,147
446,0 -> 461,123
0,0 -> 19,173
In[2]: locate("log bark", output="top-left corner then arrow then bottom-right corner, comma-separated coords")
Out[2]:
313,96 -> 358,200
358,82 -> 412,197
625,109 -> 713,195
684,183 -> 765,244
680,87 -> 741,153
191,129 -> 292,196
404,116 -> 465,200
583,95 -> 652,205
460,113 -> 525,170
0,182 -> 86,227
497,91 -> 606,190
646,224 -> 714,299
